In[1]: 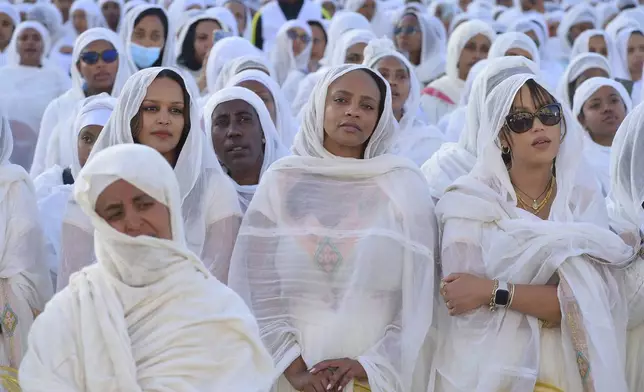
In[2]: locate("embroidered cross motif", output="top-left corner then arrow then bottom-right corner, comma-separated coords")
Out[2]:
576,351 -> 590,380
314,237 -> 343,274
1,305 -> 17,337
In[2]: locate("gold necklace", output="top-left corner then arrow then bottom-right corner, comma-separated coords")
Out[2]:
514,176 -> 555,214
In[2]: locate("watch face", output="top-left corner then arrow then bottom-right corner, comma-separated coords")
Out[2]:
495,290 -> 510,306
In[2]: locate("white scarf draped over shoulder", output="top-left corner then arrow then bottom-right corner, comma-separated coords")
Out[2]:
228,64 -> 437,392
19,144 -> 274,392
432,73 -> 633,391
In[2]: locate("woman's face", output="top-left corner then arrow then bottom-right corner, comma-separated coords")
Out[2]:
225,1 -> 246,34
323,70 -> 381,158
395,14 -> 422,55
375,56 -> 410,115
135,77 -> 186,158
132,14 -> 165,48
236,80 -> 277,125
288,26 -> 309,57
505,47 -> 533,61
501,83 -> 562,169
579,85 -> 626,140
357,0 -> 376,21
458,34 -> 490,80
588,34 -> 607,57
345,42 -> 367,64
309,23 -> 326,63
77,124 -> 103,167
95,179 -> 172,239
78,39 -> 119,93
211,99 -> 264,177
0,12 -> 15,51
627,32 -> 644,81
568,21 -> 594,45
101,0 -> 121,31
72,9 -> 88,34
547,20 -> 560,38
194,20 -> 220,65
17,28 -> 43,66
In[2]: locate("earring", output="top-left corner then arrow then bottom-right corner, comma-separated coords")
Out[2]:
501,145 -> 511,154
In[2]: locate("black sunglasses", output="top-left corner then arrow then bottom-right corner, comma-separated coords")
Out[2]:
80,49 -> 118,65
504,103 -> 562,134
394,26 -> 420,36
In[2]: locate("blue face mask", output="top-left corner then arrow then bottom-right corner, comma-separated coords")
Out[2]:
130,43 -> 162,69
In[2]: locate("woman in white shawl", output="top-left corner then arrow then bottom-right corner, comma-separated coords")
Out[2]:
175,14 -> 228,81
0,4 -> 19,67
570,29 -> 620,75
211,54 -> 275,95
227,69 -> 298,148
57,67 -> 241,289
218,0 -> 252,39
319,11 -> 371,67
0,21 -> 69,171
363,37 -> 444,166
420,20 -> 496,125
19,143 -> 274,392
30,27 -> 130,178
99,0 -> 124,33
202,35 -> 260,96
431,71 -> 633,391
393,11 -> 446,86
555,3 -> 596,62
0,114 -> 52,375
120,5 -> 174,73
615,27 -> 644,104
556,52 -> 611,110
573,77 -> 631,196
344,0 -> 391,38
270,20 -> 313,99
228,64 -> 436,392
595,2 -> 618,29
204,87 -> 289,212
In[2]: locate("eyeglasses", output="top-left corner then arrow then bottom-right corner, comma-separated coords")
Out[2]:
504,103 -> 562,134
286,29 -> 311,44
394,26 -> 420,36
80,49 -> 118,65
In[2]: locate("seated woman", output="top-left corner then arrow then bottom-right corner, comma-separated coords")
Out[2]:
204,86 -> 289,212
556,52 -> 611,110
616,28 -> 644,104
271,20 -> 312,100
175,15 -> 225,81
19,144 -> 274,391
573,77 -> 631,196
57,67 -> 241,290
121,5 -> 174,72
228,64 -> 437,392
432,72 -> 634,390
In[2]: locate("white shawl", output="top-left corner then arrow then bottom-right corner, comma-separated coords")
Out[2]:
556,3 -> 597,58
0,3 -> 19,67
555,52 -> 612,110
488,31 -> 541,65
20,143 -> 274,392
319,11 -> 371,66
204,36 -> 261,95
570,29 -> 621,77
270,20 -> 312,86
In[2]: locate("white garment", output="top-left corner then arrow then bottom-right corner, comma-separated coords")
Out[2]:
205,6 -> 240,36
258,0 -> 322,54
319,11 -> 371,66
431,72 -> 632,392
270,20 -> 312,86
489,31 -> 541,65
570,29 -> 622,77
204,36 -> 261,95
344,0 -> 392,38
30,27 -> 130,178
20,143 -> 274,392
555,52 -> 612,110
57,67 -> 241,290
167,0 -> 205,28
227,69 -> 299,148
0,3 -> 20,67
0,114 -> 53,370
98,0 -> 125,32
228,64 -> 436,392
420,20 -> 496,125
120,5 -> 175,74
556,3 -> 597,58
615,27 -> 642,83
212,54 -> 275,95
595,3 -> 618,28
203,86 -> 289,212
216,0 -> 253,39
411,13 -> 446,85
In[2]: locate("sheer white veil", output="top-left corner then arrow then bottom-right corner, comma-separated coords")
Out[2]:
488,31 -> 541,66
555,52 -> 612,109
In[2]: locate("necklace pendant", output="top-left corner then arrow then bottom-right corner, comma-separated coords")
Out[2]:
532,200 -> 539,210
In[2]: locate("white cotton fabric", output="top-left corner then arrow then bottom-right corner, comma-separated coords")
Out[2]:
26,3 -> 65,48
57,67 -> 241,289
606,14 -> 640,43
210,54 -> 275,97
270,20 -> 312,86
570,29 -> 621,77
175,14 -> 226,69
227,69 -> 299,148
556,52 -> 612,110
595,3 -> 618,28
320,11 -> 372,66
205,7 -> 239,36
328,28 -> 375,68
0,3 -> 20,67
344,0 -> 391,38
403,11 -> 446,85
0,114 -> 53,370
615,27 -> 642,81
98,0 -> 125,32
363,37 -> 444,166
31,27 -> 130,178
572,77 -> 632,197
168,0 -> 205,27
203,86 -> 289,211
204,36 -> 261,95
69,0 -> 107,35
20,143 -> 274,392
216,0 -> 252,39
228,63 -> 437,392
421,56 -> 540,201
420,19 -> 496,125
556,3 -> 597,57
430,72 -> 633,392
488,31 -> 541,65
120,5 -> 175,73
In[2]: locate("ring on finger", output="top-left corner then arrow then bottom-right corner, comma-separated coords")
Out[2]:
446,300 -> 453,309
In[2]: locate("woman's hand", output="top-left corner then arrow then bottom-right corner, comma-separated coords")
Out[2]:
197,49 -> 211,93
440,273 -> 494,316
287,369 -> 334,392
310,358 -> 367,391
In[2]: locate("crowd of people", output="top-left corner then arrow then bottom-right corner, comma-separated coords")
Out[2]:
0,0 -> 643,389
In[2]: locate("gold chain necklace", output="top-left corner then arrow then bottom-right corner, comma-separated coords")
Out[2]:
514,176 -> 555,214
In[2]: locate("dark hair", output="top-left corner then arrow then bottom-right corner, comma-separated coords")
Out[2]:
133,8 -> 168,68
357,68 -> 388,157
307,20 -> 327,45
130,69 -> 191,164
177,18 -> 220,71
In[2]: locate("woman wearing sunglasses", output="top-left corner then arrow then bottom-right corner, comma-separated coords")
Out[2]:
30,27 -> 130,178
270,20 -> 312,100
431,72 -> 634,390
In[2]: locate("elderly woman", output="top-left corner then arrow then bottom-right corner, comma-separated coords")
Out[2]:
19,143 -> 274,391
228,64 -> 436,392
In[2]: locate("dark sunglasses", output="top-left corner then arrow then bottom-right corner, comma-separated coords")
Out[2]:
394,26 -> 420,36
504,103 -> 562,134
80,49 -> 118,65
286,29 -> 311,44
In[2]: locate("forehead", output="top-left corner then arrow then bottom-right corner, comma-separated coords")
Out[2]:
136,14 -> 164,30
19,27 -> 41,38
288,26 -> 307,35
376,55 -> 407,71
588,34 -> 606,44
0,12 -> 14,23
213,99 -> 256,115
628,32 -> 644,44
82,39 -> 114,52
346,41 -> 367,53
399,13 -> 419,25
466,33 -> 491,45
196,19 -> 220,30
328,69 -> 380,98
97,179 -> 151,205
145,77 -> 184,100
511,83 -> 539,110
590,85 -> 619,99
237,79 -> 271,94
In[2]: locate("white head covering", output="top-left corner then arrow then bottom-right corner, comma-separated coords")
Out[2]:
175,14 -> 231,66
203,86 -> 289,210
270,20 -> 312,86
606,14 -> 640,43
556,3 -> 597,55
5,21 -> 51,66
227,69 -> 298,147
204,36 -> 260,94
398,11 -> 446,84
505,14 -> 548,56
572,76 -> 632,119
98,0 -> 125,31
615,27 -> 643,81
556,52 -> 612,109
445,19 -> 496,82
343,0 -> 391,38
69,0 -> 107,35
570,29 -> 620,74
293,64 -> 396,159
205,6 -> 239,36
25,3 -> 64,44
329,28 -> 375,66
0,3 -> 19,29
120,5 -> 175,73
215,0 -> 252,38
595,2 -> 618,28
320,11 -> 371,65
211,54 -> 275,94
168,0 -> 205,27
489,31 -> 541,65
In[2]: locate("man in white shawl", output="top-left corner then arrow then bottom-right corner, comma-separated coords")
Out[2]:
19,143 -> 274,391
228,64 -> 436,392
